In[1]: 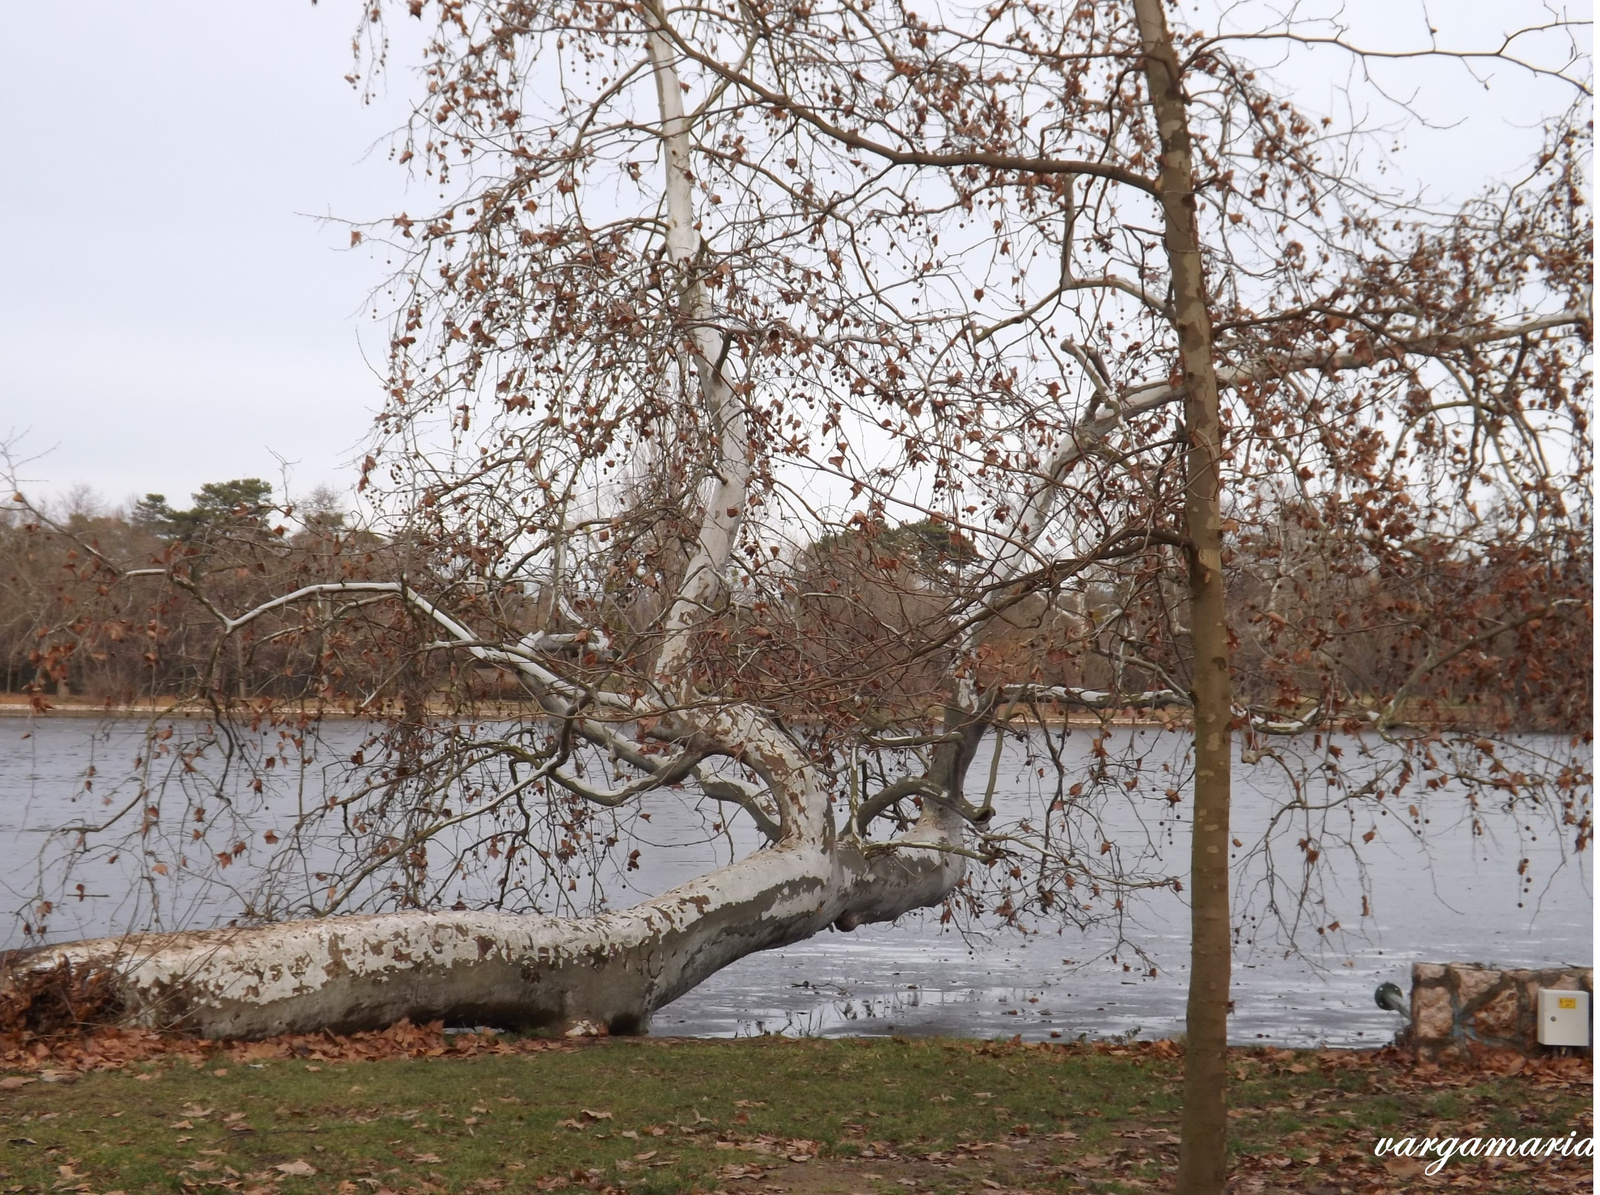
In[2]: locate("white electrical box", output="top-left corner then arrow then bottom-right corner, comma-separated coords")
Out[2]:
1536,988 -> 1591,1047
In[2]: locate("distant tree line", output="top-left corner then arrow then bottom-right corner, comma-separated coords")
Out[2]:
0,481 -> 401,705
0,479 -> 1585,732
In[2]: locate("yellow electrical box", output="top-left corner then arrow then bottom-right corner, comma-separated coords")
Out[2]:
1536,988 -> 1591,1047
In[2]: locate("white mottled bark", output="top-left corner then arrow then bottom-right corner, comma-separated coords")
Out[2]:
6,651 -> 966,1038
0,24 -> 969,1038
10,802 -> 963,1039
645,11 -> 751,691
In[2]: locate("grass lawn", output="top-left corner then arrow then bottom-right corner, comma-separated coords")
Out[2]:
0,1030 -> 1590,1195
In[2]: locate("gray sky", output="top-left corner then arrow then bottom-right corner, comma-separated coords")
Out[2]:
0,1 -> 1587,513
1,2 -> 417,511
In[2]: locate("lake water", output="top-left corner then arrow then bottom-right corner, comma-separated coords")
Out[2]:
0,716 -> 1590,1046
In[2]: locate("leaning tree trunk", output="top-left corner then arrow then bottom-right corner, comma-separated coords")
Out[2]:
3,712 -> 965,1039
1,1 -> 980,1045
1133,4 -> 1235,1195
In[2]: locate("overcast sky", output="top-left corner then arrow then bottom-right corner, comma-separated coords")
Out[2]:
1,2 -> 417,512
0,1 -> 1587,513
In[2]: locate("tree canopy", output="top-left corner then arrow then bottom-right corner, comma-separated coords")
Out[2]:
128,479 -> 276,543
2,15 -> 1589,1178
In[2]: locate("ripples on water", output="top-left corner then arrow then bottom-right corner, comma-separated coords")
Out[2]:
1,716 -> 1589,1047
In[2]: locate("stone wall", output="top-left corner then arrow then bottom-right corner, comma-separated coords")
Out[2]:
1409,962 -> 1593,1061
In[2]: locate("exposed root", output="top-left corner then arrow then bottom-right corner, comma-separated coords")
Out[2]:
0,955 -> 126,1036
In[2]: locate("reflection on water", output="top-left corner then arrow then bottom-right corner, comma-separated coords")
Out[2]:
1,717 -> 1590,1047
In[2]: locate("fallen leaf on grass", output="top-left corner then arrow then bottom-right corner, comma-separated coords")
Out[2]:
580,1108 -> 613,1121
273,1160 -> 317,1177
412,1153 -> 443,1164
169,1120 -> 195,1130
1382,1157 -> 1425,1179
0,1077 -> 35,1089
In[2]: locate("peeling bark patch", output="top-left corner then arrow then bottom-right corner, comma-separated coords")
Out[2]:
7,801 -> 965,1039
324,937 -> 350,981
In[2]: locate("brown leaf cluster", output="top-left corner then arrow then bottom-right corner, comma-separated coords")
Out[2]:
0,957 -> 124,1036
0,1017 -> 579,1077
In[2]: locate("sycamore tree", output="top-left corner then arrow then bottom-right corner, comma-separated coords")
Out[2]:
5,1 -> 1590,1190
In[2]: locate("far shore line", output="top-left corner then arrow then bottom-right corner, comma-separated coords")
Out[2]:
0,693 -> 1554,736
0,693 -> 1160,728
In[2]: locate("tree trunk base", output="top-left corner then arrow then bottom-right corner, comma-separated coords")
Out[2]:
2,823 -> 965,1040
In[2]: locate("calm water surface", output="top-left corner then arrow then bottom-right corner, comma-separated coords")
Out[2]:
1,717 -> 1589,1046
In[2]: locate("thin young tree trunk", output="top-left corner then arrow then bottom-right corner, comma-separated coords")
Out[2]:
1131,3 -> 1234,1193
